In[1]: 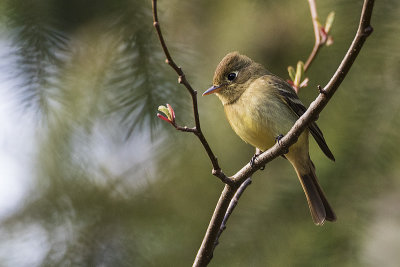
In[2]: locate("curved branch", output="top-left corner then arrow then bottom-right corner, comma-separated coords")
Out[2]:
193,0 -> 374,265
193,178 -> 251,266
304,0 -> 323,71
193,184 -> 238,266
151,0 -> 229,183
216,177 -> 252,244
233,0 -> 374,185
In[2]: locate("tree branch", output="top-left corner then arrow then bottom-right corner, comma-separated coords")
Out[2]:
192,177 -> 252,266
193,184 -> 238,266
304,0 -> 323,71
151,0 -> 374,266
193,0 -> 374,265
151,0 -> 229,184
216,177 -> 252,245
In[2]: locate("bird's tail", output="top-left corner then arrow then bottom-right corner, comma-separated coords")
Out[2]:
295,159 -> 336,225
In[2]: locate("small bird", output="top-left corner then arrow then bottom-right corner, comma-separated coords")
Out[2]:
203,52 -> 336,225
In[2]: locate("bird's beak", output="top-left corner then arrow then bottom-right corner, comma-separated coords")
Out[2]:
203,85 -> 222,96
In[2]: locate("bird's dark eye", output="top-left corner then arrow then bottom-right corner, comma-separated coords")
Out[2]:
227,72 -> 237,81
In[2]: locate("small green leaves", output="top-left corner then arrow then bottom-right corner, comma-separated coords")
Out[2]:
324,12 -> 335,34
157,104 -> 176,125
320,11 -> 335,46
294,61 -> 304,88
287,11 -> 335,93
288,66 -> 296,82
287,61 -> 308,93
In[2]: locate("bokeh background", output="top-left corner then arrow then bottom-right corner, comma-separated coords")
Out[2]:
0,0 -> 399,266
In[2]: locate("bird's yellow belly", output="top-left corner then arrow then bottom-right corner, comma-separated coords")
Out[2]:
225,101 -> 288,151
232,115 -> 275,151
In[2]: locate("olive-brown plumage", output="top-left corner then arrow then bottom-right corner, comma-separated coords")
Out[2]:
203,52 -> 336,225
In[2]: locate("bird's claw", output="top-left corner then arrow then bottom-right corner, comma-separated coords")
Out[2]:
275,134 -> 284,145
275,134 -> 289,154
250,153 -> 265,170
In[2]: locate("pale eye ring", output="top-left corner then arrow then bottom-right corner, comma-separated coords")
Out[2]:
227,72 -> 237,81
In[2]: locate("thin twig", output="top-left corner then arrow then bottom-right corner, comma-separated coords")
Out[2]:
174,125 -> 197,133
193,184 -> 238,266
216,178 -> 252,245
193,178 -> 252,265
304,0 -> 322,71
151,0 -> 229,183
193,0 -> 374,265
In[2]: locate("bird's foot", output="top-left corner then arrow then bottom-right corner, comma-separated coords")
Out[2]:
250,153 -> 265,170
275,134 -> 284,145
275,134 -> 289,154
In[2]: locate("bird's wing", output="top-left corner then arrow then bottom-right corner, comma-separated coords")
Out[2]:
268,75 -> 335,161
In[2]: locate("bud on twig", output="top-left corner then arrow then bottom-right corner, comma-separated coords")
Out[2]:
287,61 -> 309,93
320,11 -> 335,46
157,104 -> 176,125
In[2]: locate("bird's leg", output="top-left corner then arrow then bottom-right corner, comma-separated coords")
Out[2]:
275,134 -> 289,154
250,148 -> 265,170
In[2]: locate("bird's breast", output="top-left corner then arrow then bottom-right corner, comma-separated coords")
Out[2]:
223,78 -> 301,151
224,97 -> 280,151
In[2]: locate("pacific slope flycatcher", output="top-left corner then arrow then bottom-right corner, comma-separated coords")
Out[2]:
203,52 -> 336,225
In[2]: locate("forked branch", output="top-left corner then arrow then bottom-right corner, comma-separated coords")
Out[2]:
194,0 -> 374,265
151,0 -> 375,266
304,0 -> 323,71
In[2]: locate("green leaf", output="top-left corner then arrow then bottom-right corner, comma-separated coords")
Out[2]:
325,11 -> 335,33
288,66 -> 296,81
158,105 -> 172,121
294,61 -> 304,87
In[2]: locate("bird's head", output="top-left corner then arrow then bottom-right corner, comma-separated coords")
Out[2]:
203,52 -> 269,105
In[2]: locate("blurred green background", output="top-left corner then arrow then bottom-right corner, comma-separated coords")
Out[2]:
0,0 -> 399,266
